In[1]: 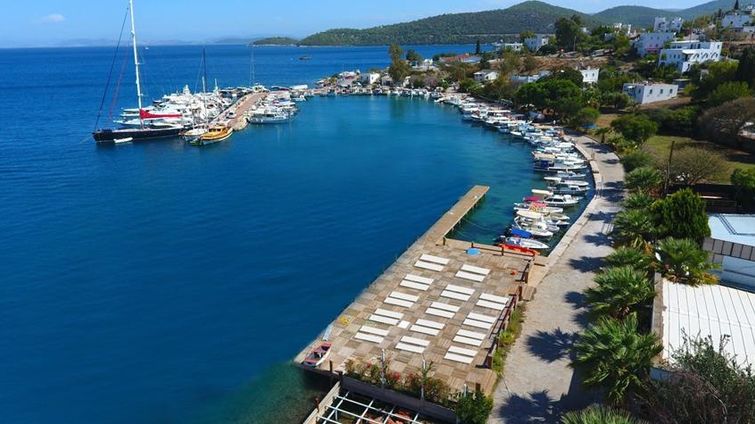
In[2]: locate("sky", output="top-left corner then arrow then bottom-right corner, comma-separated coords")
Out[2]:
1,0 -> 715,48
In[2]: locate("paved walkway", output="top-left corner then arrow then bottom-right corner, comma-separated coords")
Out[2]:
489,136 -> 625,423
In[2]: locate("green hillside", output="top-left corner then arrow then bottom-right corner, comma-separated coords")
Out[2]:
593,0 -> 752,29
299,1 -> 600,46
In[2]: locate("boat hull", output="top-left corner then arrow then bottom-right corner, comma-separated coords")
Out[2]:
93,127 -> 182,143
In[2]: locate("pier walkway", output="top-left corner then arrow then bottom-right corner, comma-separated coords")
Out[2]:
214,92 -> 266,131
488,135 -> 624,423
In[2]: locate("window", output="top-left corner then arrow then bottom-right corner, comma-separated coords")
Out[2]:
649,89 -> 653,94
660,89 -> 664,94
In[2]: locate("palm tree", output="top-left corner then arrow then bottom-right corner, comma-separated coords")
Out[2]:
572,314 -> 662,405
625,166 -> 663,194
586,266 -> 655,319
561,405 -> 646,424
623,192 -> 655,211
612,209 -> 656,249
605,247 -> 653,272
656,238 -> 719,286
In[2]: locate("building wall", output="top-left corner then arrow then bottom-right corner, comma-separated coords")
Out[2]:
705,236 -> 755,290
622,83 -> 678,104
634,32 -> 677,56
723,12 -> 754,29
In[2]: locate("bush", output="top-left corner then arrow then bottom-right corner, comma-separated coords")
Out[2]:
625,167 -> 663,194
652,189 -> 710,242
612,209 -> 657,248
605,247 -> 653,271
611,114 -> 658,145
621,150 -> 653,172
562,405 -> 645,424
708,81 -> 752,107
655,238 -> 718,286
623,192 -> 655,211
668,147 -> 727,185
572,107 -> 600,128
455,390 -> 493,424
731,168 -> 755,208
698,97 -> 755,147
587,266 -> 655,319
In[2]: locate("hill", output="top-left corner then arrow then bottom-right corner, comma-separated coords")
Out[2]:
299,1 -> 601,46
593,0 -> 753,28
252,37 -> 300,46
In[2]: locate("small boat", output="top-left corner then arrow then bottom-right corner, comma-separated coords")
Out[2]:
543,194 -> 581,207
302,341 -> 332,367
191,125 -> 232,145
504,237 -> 549,250
113,137 -> 133,144
299,55 -> 312,61
549,183 -> 589,195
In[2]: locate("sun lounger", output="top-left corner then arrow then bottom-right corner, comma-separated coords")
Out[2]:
456,271 -> 485,282
369,315 -> 399,326
441,290 -> 470,301
385,297 -> 413,308
468,312 -> 497,324
480,293 -> 510,304
400,280 -> 429,291
457,329 -> 486,340
396,342 -> 425,353
449,346 -> 477,357
445,284 -> 475,295
355,332 -> 384,344
401,336 -> 430,347
431,302 -> 460,312
420,254 -> 450,265
476,300 -> 506,311
463,318 -> 492,330
389,291 -> 419,302
360,325 -> 389,337
427,308 -> 455,319
415,260 -> 444,272
444,352 -> 474,364
398,320 -> 410,329
416,319 -> 444,329
405,274 -> 434,285
410,325 -> 439,336
375,308 -> 403,320
461,264 -> 490,275
453,335 -> 483,346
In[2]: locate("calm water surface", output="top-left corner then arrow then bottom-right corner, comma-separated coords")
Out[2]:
0,45 -> 575,423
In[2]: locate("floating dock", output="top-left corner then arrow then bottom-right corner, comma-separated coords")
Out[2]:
295,185 -> 532,396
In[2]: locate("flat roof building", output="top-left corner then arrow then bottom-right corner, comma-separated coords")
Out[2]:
622,82 -> 678,104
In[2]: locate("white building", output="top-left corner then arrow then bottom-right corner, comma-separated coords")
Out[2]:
658,40 -> 723,73
579,67 -> 600,85
633,32 -> 677,56
622,82 -> 678,104
510,70 -> 551,85
502,42 -> 523,52
360,72 -> 380,85
524,34 -> 550,52
653,16 -> 684,32
705,214 -> 755,290
474,70 -> 499,83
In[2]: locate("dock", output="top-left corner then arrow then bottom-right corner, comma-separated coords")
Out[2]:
295,185 -> 533,397
213,91 -> 267,131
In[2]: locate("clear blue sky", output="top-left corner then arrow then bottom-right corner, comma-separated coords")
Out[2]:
2,0 -> 713,47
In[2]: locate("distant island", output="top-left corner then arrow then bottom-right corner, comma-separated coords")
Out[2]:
250,0 -> 751,46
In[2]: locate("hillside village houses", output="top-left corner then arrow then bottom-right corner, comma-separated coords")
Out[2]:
622,82 -> 679,104
722,1 -> 755,32
658,40 -> 723,73
653,16 -> 684,32
633,17 -> 682,57
579,67 -> 600,84
501,42 -> 524,52
474,70 -> 499,82
524,34 -> 550,52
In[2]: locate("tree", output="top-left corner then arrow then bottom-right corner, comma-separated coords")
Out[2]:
600,91 -> 632,110
519,30 -> 535,43
572,107 -> 600,128
621,150 -> 653,173
522,54 -> 538,73
625,167 -> 663,194
731,168 -> 755,208
652,189 -> 710,242
655,238 -> 718,286
540,78 -> 585,119
555,16 -> 584,50
612,209 -> 657,248
691,61 -> 738,101
668,147 -> 727,186
572,314 -> 662,405
455,389 -> 493,424
735,47 -> 755,88
405,49 -> 422,64
586,266 -> 655,319
546,66 -> 584,86
708,81 -> 752,107
698,97 -> 755,148
611,114 -> 658,145
388,44 -> 410,83
562,405 -> 646,424
605,247 -> 654,271
475,39 -> 482,55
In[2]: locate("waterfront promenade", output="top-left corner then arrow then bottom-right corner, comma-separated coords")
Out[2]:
489,135 -> 625,423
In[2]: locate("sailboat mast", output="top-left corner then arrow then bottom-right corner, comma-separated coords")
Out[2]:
128,0 -> 144,117
202,48 -> 208,93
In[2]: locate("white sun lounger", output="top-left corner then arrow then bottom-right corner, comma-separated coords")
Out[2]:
456,271 -> 485,282
385,297 -> 413,308
410,325 -> 439,336
369,314 -> 399,326
461,264 -> 490,275
463,318 -> 492,330
457,329 -> 486,340
405,274 -> 434,285
453,335 -> 483,346
480,293 -> 510,304
449,346 -> 477,357
444,352 -> 474,364
415,261 -> 444,272
416,319 -> 444,329
445,284 -> 475,295
441,290 -> 470,301
431,302 -> 460,312
476,300 -> 506,311
375,308 -> 403,320
401,336 -> 430,347
420,254 -> 450,265
427,308 -> 455,319
400,280 -> 429,291
356,332 -> 384,344
390,291 -> 419,302
468,312 -> 497,324
397,342 -> 425,353
360,325 -> 389,337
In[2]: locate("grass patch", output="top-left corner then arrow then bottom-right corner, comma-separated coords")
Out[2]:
492,304 -> 527,376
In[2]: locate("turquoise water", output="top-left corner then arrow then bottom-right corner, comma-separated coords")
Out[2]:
1,45 -> 557,423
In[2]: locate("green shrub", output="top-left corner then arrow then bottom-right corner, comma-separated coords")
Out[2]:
562,405 -> 645,424
625,167 -> 663,194
455,390 -> 493,424
621,150 -> 653,172
652,189 -> 710,242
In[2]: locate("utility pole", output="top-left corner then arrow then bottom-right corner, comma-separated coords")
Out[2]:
664,139 -> 676,196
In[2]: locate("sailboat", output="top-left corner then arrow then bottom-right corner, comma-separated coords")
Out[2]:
92,0 -> 183,143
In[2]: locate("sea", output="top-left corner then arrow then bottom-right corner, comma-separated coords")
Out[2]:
0,44 -> 587,423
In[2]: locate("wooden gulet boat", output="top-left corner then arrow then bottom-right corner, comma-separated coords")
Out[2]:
190,125 -> 232,146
